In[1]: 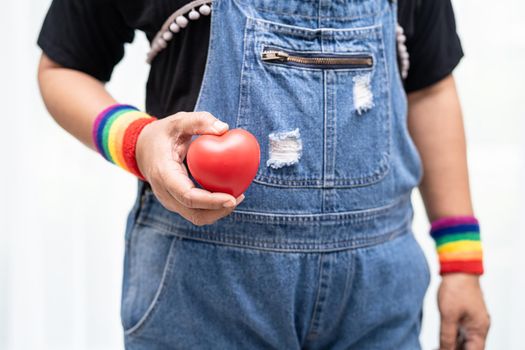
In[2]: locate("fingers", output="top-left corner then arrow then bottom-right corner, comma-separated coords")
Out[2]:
438,273 -> 489,350
440,314 -> 460,350
439,308 -> 490,350
463,311 -> 490,350
465,337 -> 485,350
154,187 -> 245,226
174,111 -> 229,136
176,194 -> 246,226
175,187 -> 240,209
159,166 -> 239,210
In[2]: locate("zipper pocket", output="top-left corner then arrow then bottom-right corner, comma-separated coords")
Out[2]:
261,48 -> 373,69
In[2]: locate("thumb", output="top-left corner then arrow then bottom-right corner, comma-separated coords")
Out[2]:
176,111 -> 229,136
440,315 -> 460,350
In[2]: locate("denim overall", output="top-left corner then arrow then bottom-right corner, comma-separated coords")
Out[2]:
122,0 -> 430,348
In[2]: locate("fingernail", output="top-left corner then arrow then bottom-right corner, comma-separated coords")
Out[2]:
237,194 -> 246,203
223,199 -> 236,208
212,120 -> 228,133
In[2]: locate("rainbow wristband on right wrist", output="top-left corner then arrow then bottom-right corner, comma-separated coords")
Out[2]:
92,104 -> 157,180
430,216 -> 484,275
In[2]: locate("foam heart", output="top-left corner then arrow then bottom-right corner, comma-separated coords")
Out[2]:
187,129 -> 260,198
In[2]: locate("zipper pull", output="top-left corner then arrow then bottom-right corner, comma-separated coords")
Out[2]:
262,51 -> 290,62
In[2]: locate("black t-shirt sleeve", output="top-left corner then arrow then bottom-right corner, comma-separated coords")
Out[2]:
403,0 -> 464,93
37,0 -> 135,82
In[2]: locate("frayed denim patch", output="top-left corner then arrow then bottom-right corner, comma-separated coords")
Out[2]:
353,73 -> 374,115
267,128 -> 303,169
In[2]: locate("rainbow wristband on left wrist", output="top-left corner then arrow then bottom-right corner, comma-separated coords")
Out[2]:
430,216 -> 484,275
92,104 -> 157,180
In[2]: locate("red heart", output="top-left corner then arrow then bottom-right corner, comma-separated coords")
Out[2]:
187,129 -> 261,198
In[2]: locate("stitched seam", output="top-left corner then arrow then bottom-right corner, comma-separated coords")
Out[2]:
380,21 -> 393,172
303,253 -> 325,344
305,254 -> 331,339
246,15 -> 382,37
240,3 -> 379,21
331,70 -> 337,183
321,69 -> 327,211
230,194 -> 408,219
193,1 -> 217,111
317,0 -> 321,28
329,250 -> 356,336
134,219 -> 409,253
235,16 -> 251,128
140,191 -> 410,222
252,168 -> 389,187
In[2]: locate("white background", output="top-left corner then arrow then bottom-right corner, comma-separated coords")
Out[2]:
1,0 -> 524,349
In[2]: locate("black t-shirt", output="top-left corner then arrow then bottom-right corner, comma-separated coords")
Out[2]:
38,0 -> 463,117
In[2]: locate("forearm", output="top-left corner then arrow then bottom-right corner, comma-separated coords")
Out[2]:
37,53 -> 117,150
407,75 -> 473,221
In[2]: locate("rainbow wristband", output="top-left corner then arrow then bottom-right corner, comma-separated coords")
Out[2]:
430,216 -> 484,275
92,104 -> 157,180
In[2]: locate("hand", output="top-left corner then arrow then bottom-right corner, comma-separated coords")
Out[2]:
135,111 -> 245,226
438,273 -> 490,350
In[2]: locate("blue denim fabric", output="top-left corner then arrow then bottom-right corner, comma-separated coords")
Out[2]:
122,0 -> 429,348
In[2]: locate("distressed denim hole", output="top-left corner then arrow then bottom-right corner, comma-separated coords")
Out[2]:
267,128 -> 303,169
353,73 -> 374,115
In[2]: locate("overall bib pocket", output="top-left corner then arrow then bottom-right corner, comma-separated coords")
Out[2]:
236,18 -> 391,188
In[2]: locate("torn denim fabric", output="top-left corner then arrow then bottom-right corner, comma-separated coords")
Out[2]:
267,128 -> 303,169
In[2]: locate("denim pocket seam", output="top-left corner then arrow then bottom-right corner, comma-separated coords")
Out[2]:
252,165 -> 390,187
123,237 -> 179,337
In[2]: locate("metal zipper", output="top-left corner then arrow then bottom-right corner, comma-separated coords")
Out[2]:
262,50 -> 373,68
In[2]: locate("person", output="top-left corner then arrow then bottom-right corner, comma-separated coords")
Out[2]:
37,0 -> 490,349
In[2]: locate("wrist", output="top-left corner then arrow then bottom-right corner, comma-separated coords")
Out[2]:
92,104 -> 157,180
430,215 -> 484,276
135,121 -> 157,181
441,272 -> 480,282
